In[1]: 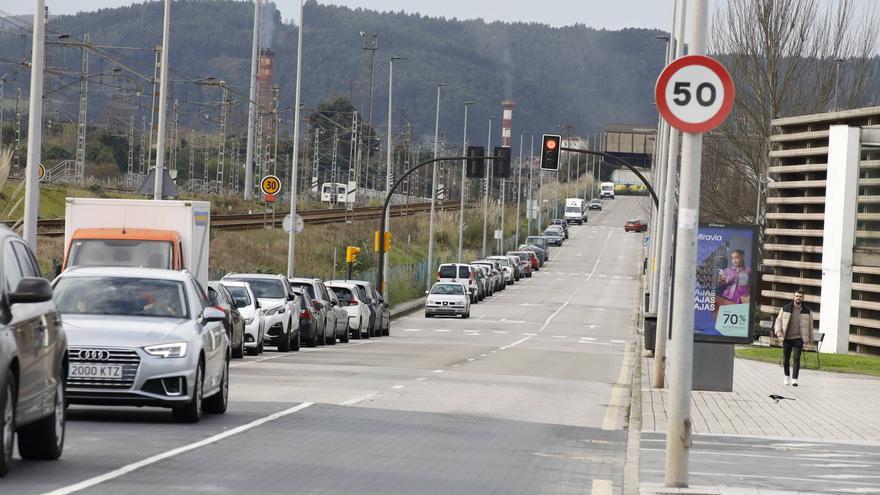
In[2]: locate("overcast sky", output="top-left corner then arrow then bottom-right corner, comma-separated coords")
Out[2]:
2,0 -> 678,30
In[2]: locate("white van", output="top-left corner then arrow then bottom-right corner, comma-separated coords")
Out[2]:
564,198 -> 585,224
600,182 -> 615,199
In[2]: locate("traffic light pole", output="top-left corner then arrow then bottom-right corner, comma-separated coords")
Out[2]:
560,147 -> 659,207
377,155 -> 499,297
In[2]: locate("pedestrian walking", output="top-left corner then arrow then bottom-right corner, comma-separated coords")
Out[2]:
773,289 -> 814,386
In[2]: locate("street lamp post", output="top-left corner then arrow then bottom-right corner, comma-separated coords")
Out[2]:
481,116 -> 498,258
833,57 -> 846,111
23,0 -> 45,250
458,101 -> 477,263
286,0 -> 305,279
382,55 -> 404,299
515,132 -> 525,247
527,133 -> 534,236
153,0 -> 171,200
426,82 -> 447,290
361,32 -> 378,189
244,0 -> 261,200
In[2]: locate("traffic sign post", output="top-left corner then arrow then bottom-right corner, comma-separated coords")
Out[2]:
260,175 -> 281,196
655,55 -> 734,134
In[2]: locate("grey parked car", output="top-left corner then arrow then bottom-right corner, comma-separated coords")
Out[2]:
0,228 -> 67,476
207,281 -> 245,359
53,267 -> 230,423
289,277 -> 337,345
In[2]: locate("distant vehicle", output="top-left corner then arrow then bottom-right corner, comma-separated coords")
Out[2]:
525,236 -> 550,259
62,198 -> 211,288
0,227 -> 67,476
471,261 -> 505,291
542,228 -> 564,246
588,199 -> 602,210
518,244 -> 546,267
207,281 -> 246,358
550,219 -> 570,239
424,282 -> 471,318
625,219 -> 648,232
564,198 -> 586,224
289,278 -> 335,346
488,256 -> 516,285
469,264 -> 490,299
291,288 -> 321,347
54,267 -> 229,423
320,182 -> 354,204
222,274 -> 300,352
507,251 -> 534,278
437,263 -> 479,304
325,281 -> 372,339
324,290 -> 350,343
600,182 -> 615,199
220,281 -> 265,355
333,280 -> 389,337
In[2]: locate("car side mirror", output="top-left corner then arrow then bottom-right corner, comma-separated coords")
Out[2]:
235,300 -> 248,309
331,300 -> 338,307
9,278 -> 53,305
424,290 -> 429,296
288,293 -> 296,301
312,299 -> 323,309
201,307 -> 226,323
254,300 -> 261,309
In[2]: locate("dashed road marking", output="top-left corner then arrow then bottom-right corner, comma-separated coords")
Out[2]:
342,393 -> 381,406
391,385 -> 404,389
403,328 -> 422,332
552,335 -> 567,339
432,369 -> 444,373
492,330 -> 509,334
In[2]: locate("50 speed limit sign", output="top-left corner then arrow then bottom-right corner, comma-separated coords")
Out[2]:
655,55 -> 734,134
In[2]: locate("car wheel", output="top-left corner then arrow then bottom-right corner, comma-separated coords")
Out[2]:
172,362 -> 203,423
18,373 -> 64,461
425,312 -> 433,318
383,324 -> 390,337
277,321 -> 292,352
291,329 -> 301,352
340,326 -> 349,343
326,329 -> 336,345
258,341 -> 264,354
462,311 -> 470,319
246,345 -> 259,356
307,329 -> 319,348
0,375 -> 16,477
204,358 -> 229,415
232,335 -> 244,359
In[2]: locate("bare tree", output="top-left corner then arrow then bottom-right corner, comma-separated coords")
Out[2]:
702,0 -> 879,224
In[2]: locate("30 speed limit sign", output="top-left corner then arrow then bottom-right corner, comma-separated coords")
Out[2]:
655,55 -> 735,134
260,175 -> 281,196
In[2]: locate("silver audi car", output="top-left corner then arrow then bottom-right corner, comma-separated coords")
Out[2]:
52,267 -> 230,423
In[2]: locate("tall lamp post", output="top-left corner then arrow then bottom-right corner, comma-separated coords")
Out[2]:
481,116 -> 498,258
361,32 -> 378,188
381,55 -> 405,299
514,132 -> 525,247
833,57 -> 846,111
153,0 -> 171,199
23,0 -> 46,250
244,0 -> 261,200
286,0 -> 305,278
458,101 -> 477,263
426,82 -> 447,290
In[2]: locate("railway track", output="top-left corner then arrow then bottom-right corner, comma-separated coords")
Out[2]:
15,201 -> 464,237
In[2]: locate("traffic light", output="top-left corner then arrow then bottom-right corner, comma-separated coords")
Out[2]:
466,145 -> 485,178
373,231 -> 392,252
345,246 -> 361,263
494,146 -> 511,178
541,134 -> 561,171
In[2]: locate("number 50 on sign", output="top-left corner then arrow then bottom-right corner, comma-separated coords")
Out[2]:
655,55 -> 735,134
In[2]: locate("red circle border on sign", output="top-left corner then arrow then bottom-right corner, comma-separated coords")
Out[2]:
655,54 -> 735,134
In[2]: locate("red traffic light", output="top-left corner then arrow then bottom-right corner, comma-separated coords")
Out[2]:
545,139 -> 557,150
541,134 -> 561,171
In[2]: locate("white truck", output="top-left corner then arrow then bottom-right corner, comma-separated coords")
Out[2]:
564,198 -> 586,225
600,182 -> 615,199
62,198 -> 211,288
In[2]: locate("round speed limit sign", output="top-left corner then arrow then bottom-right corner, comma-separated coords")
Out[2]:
260,175 -> 281,196
655,55 -> 734,134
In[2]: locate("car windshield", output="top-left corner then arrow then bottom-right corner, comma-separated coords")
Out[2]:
491,258 -> 510,267
54,276 -> 189,319
458,266 -> 470,278
526,237 -> 546,246
438,265 -> 457,278
223,285 -> 252,307
431,284 -> 464,295
231,278 -> 285,299
67,239 -> 173,269
565,207 -> 579,213
543,230 -> 558,236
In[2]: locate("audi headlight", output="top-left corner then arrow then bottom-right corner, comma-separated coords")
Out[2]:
144,342 -> 188,358
265,305 -> 287,316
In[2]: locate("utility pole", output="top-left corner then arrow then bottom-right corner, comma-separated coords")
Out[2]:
286,0 -> 305,279
147,46 -> 159,177
458,101 -> 476,263
188,129 -> 195,185
481,116 -> 497,257
244,0 -> 261,200
347,111 -> 358,215
170,99 -> 179,179
426,82 -> 445,289
140,116 -> 147,174
527,133 -> 534,236
361,32 -> 378,191
0,76 -> 5,151
203,130 -> 210,191
75,33 -> 89,186
330,128 -> 339,204
665,0 -> 708,487
271,85 -> 279,177
23,0 -> 46,250
216,85 -> 229,192
14,88 -> 22,170
311,129 -> 320,197
514,132 -> 524,247
154,0 -> 171,199
382,55 -> 404,299
127,114 -> 134,177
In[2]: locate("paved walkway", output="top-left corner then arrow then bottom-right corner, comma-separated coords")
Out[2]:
641,350 -> 880,442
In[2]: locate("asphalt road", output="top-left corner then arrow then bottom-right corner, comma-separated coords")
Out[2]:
4,196 -> 651,495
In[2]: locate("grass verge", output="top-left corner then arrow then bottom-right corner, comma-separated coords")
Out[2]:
736,346 -> 880,377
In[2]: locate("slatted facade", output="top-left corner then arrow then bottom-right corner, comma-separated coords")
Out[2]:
765,107 -> 880,355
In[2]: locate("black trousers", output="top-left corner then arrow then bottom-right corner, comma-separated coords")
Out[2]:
783,338 -> 804,379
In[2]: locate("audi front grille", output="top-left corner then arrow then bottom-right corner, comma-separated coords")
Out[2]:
68,347 -> 141,390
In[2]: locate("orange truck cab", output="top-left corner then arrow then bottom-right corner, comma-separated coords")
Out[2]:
63,228 -> 184,271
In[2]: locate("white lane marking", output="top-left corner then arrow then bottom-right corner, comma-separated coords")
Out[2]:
581,337 -> 596,341
602,343 -> 633,430
569,273 -> 581,276
555,272 -> 565,275
611,339 -> 627,344
341,393 -> 382,406
403,328 -> 422,332
499,318 -> 525,324
499,335 -> 532,350
467,358 -> 475,362
480,353 -> 488,357
391,385 -> 404,390
551,335 -> 567,339
591,479 -> 613,495
43,402 -> 314,495
433,329 -> 450,332
432,369 -> 444,373
522,332 -> 537,336
452,364 -> 461,367
465,332 -> 482,336
230,354 -> 285,368
492,330 -> 509,334
414,377 -> 427,382
477,314 -> 486,320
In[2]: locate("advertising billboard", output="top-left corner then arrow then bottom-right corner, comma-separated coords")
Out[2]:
694,223 -> 757,344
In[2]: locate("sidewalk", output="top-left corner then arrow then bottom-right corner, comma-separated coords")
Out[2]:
641,350 -> 880,442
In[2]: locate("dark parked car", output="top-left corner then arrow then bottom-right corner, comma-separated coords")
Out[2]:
208,281 -> 245,358
542,228 -> 564,246
550,219 -> 569,239
291,288 -> 322,347
289,277 -> 338,345
625,219 -> 648,232
0,227 -> 67,476
518,244 -> 546,267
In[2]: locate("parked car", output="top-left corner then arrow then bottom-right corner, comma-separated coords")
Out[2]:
54,267 -> 229,423
0,228 -> 67,476
588,199 -> 602,210
488,256 -> 516,285
325,289 -> 350,343
424,282 -> 471,318
507,251 -> 533,278
220,281 -> 264,355
518,244 -> 546,267
356,281 -> 390,337
325,281 -> 372,339
625,219 -> 648,232
437,263 -> 479,304
289,277 -> 337,345
207,281 -> 245,359
550,219 -> 570,238
471,260 -> 504,291
542,228 -> 564,246
525,236 -> 550,260
291,288 -> 324,347
222,274 -> 300,352
469,264 -> 490,299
